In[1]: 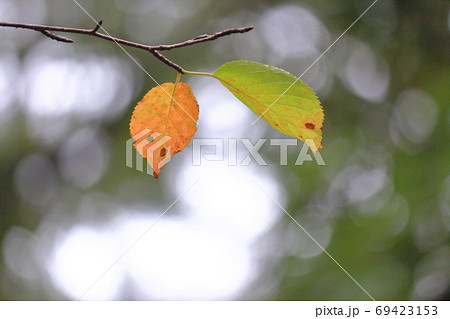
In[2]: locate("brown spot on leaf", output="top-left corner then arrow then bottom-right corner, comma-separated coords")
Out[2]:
305,123 -> 315,129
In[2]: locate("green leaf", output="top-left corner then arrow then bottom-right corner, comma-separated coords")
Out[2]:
213,60 -> 324,151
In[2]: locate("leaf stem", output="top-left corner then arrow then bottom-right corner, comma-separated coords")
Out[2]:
175,72 -> 182,85
181,69 -> 217,78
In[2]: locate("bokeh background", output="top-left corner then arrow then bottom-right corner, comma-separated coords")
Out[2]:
0,0 -> 449,300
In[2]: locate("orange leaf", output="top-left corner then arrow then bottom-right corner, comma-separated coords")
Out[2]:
129,82 -> 199,178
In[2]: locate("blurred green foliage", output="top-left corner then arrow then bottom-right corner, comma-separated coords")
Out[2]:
0,0 -> 448,300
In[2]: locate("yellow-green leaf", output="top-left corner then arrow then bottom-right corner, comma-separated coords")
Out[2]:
213,60 -> 323,150
129,82 -> 199,178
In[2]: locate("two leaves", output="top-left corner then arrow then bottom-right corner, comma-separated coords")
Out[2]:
129,61 -> 323,177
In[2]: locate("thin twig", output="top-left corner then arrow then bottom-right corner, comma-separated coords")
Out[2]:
0,21 -> 253,73
151,50 -> 184,73
152,26 -> 254,51
40,30 -> 74,43
91,20 -> 103,33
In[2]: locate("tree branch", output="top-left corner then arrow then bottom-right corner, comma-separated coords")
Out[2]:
150,50 -> 184,74
39,30 -> 74,43
151,26 -> 254,51
0,21 -> 253,74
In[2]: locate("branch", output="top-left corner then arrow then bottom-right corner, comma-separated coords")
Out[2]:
151,50 -> 184,74
0,21 -> 253,73
152,26 -> 254,51
40,30 -> 74,43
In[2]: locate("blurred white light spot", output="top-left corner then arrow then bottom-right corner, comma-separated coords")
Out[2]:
0,0 -> 18,21
0,54 -> 19,114
10,0 -> 47,23
259,5 -> 328,60
178,161 -> 282,240
14,154 -> 58,206
25,115 -> 73,147
2,227 -> 40,282
284,213 -> 333,259
413,210 -> 448,252
346,168 -> 387,203
412,246 -> 450,300
332,165 -> 389,205
192,78 -> 253,137
20,42 -> 137,146
0,53 -> 19,147
344,41 -> 389,102
23,55 -> 133,120
114,215 -> 251,300
49,226 -> 124,300
391,88 -> 439,145
25,60 -> 78,116
58,127 -> 109,189
47,141 -> 284,300
413,272 -> 449,300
